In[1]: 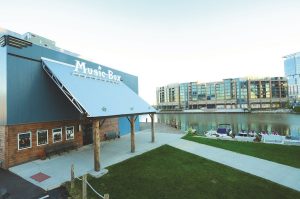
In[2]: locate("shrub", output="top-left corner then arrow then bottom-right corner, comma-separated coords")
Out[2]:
293,106 -> 300,113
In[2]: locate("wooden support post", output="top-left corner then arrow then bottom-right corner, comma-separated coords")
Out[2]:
93,120 -> 100,172
71,164 -> 75,190
150,113 -> 155,143
82,174 -> 87,199
130,116 -> 135,153
104,194 -> 110,199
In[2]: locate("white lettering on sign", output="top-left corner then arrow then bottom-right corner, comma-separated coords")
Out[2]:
73,60 -> 121,83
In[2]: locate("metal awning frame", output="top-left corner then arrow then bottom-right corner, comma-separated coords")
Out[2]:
88,111 -> 156,120
42,61 -> 87,114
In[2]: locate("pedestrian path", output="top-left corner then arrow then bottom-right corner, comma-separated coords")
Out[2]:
168,138 -> 300,192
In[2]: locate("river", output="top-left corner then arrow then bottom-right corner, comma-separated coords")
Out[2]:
140,113 -> 300,139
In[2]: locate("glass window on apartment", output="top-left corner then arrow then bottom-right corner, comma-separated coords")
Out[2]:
18,131 -> 32,150
53,128 -> 62,143
66,126 -> 75,140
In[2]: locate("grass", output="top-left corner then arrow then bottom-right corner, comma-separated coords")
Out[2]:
183,133 -> 300,168
67,145 -> 300,199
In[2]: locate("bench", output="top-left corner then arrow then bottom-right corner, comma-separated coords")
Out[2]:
104,131 -> 119,140
45,142 -> 77,158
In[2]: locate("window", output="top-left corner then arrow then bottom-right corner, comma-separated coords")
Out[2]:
53,128 -> 62,143
18,132 -> 32,150
66,126 -> 75,140
37,130 -> 48,146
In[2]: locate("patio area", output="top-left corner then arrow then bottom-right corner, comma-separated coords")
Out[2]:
9,128 -> 183,191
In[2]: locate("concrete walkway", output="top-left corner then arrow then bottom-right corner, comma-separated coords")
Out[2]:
168,139 -> 300,192
9,129 -> 183,191
9,125 -> 300,192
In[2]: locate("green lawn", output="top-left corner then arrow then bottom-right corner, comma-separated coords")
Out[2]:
67,145 -> 300,199
183,134 -> 300,168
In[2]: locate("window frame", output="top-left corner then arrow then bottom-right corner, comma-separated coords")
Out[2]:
52,128 -> 63,143
65,126 -> 75,140
18,131 -> 32,150
36,129 -> 48,146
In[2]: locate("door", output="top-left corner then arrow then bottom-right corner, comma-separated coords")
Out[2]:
82,123 -> 93,145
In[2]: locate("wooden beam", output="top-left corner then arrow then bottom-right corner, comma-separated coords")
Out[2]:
99,119 -> 106,128
71,164 -> 75,190
93,119 -> 100,171
88,112 -> 155,120
130,115 -> 135,153
82,174 -> 87,199
104,194 -> 110,199
150,113 -> 155,143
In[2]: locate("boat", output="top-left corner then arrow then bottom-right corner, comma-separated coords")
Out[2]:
205,124 -> 233,138
204,127 -> 300,145
259,131 -> 284,144
284,136 -> 300,145
237,130 -> 256,137
261,134 -> 285,144
237,130 -> 247,137
259,131 -> 280,135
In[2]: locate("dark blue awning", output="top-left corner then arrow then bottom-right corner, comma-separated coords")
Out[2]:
41,57 -> 156,117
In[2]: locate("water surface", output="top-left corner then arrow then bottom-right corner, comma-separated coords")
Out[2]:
141,113 -> 300,138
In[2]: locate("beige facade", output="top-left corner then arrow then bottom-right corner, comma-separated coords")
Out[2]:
156,83 -> 180,109
156,77 -> 288,110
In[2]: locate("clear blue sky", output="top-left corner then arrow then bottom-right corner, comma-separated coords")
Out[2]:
1,0 -> 300,104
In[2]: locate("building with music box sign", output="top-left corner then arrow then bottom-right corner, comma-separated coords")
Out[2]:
0,28 -> 156,170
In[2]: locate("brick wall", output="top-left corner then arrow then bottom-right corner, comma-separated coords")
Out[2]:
99,118 -> 119,140
0,126 -> 5,168
4,118 -> 119,168
5,120 -> 82,168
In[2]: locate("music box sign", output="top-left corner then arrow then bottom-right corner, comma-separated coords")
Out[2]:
73,60 -> 121,83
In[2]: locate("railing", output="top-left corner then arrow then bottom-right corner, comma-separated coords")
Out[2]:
71,164 -> 109,199
76,176 -> 109,199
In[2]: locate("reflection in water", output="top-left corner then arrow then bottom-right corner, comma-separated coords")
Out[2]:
140,113 -> 300,138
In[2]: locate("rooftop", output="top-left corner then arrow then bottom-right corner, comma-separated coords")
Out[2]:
283,52 -> 300,59
0,27 -> 79,57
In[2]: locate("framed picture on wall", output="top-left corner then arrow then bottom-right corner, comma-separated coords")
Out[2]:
53,128 -> 62,143
18,132 -> 32,150
66,126 -> 75,140
37,130 -> 48,146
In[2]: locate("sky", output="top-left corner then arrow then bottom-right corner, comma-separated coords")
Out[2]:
1,0 -> 300,105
